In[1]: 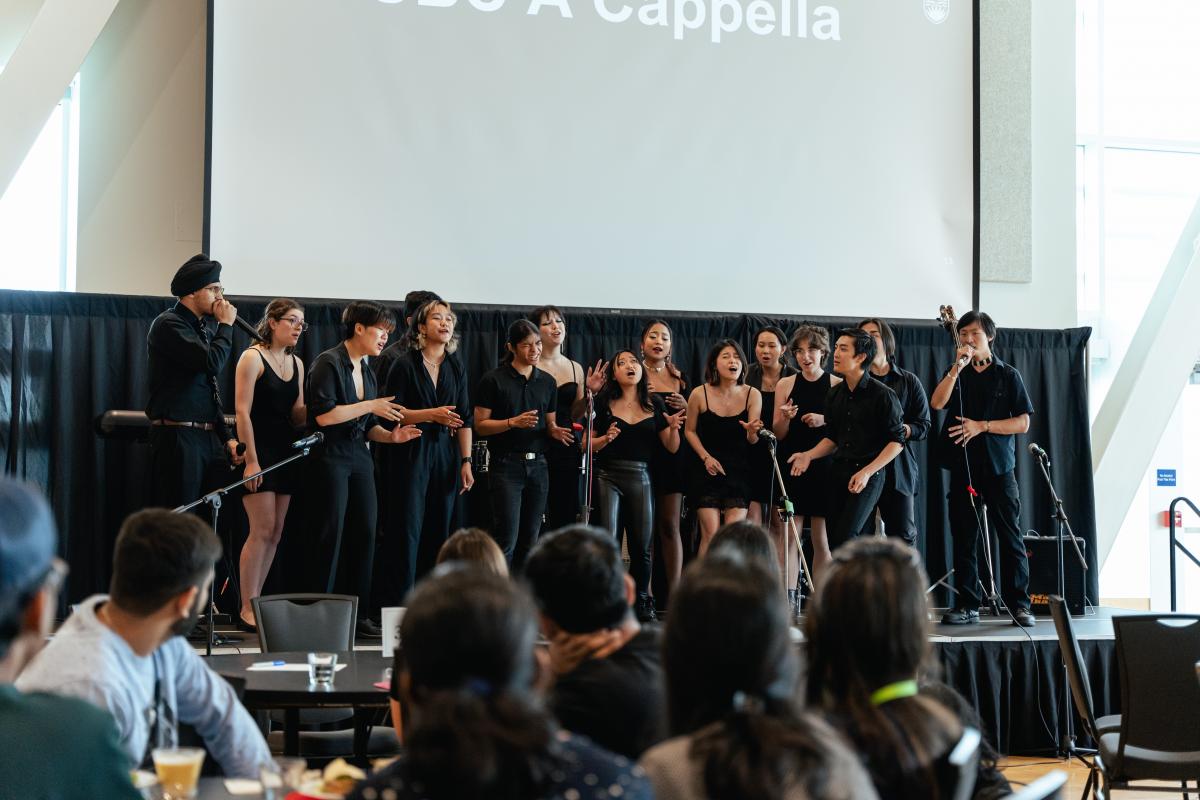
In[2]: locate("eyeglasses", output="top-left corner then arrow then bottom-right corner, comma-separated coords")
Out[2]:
200,285 -> 224,296
42,557 -> 68,595
279,316 -> 308,331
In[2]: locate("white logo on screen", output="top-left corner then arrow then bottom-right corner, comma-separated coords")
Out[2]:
923,0 -> 948,24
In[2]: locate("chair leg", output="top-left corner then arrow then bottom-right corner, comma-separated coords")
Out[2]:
1080,767 -> 1093,800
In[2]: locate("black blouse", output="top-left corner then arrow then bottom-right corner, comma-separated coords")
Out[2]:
382,349 -> 473,445
306,343 -> 377,457
594,397 -> 669,465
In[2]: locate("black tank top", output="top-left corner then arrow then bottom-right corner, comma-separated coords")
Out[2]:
553,362 -> 579,425
697,385 -> 750,466
251,350 -> 300,437
781,371 -> 832,453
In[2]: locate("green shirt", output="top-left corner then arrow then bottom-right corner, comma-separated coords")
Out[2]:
0,683 -> 141,800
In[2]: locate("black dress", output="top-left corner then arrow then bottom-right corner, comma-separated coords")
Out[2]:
745,363 -> 796,505
649,380 -> 689,496
248,350 -> 300,494
544,366 -> 583,530
691,386 -> 751,510
779,372 -> 833,517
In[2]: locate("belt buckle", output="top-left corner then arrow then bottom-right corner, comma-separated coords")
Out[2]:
523,452 -> 536,461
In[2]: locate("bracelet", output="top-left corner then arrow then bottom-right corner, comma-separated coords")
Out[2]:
461,456 -> 471,465
506,418 -> 512,429
985,420 -> 991,433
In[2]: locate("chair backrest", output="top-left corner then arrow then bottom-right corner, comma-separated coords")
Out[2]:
1113,613 -> 1200,753
252,593 -> 357,652
1048,596 -> 1101,740
934,727 -> 981,800
1003,770 -> 1067,800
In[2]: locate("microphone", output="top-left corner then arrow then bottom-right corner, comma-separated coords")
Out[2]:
757,428 -> 777,442
228,441 -> 246,470
232,315 -> 267,343
1028,442 -> 1049,463
292,432 -> 324,450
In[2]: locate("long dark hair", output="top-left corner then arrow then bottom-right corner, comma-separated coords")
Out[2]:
704,338 -> 748,386
665,553 -> 837,800
594,349 -> 652,414
401,566 -> 562,799
804,538 -> 961,798
640,319 -> 686,385
255,298 -> 302,353
501,319 -> 539,365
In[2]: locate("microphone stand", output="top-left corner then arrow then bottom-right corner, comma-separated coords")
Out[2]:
578,389 -> 595,525
174,443 -> 319,656
768,438 -> 814,615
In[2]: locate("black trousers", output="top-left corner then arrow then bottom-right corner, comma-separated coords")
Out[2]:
149,426 -> 227,511
544,446 -> 583,530
594,459 -> 654,596
488,453 -> 549,572
380,434 -> 459,606
308,445 -> 377,614
947,468 -> 1030,611
826,459 -> 886,552
859,470 -> 918,548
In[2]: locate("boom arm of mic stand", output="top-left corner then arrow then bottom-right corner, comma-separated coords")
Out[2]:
171,447 -> 317,514
769,440 -> 815,597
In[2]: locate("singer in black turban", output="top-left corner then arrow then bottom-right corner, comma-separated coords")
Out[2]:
145,254 -> 245,510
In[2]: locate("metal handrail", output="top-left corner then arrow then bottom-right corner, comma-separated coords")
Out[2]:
1168,496 -> 1200,611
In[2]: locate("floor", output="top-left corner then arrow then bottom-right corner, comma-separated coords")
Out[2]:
1001,756 -> 1198,798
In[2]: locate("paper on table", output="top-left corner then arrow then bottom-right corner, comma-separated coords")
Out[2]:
246,662 -> 349,672
223,778 -> 262,795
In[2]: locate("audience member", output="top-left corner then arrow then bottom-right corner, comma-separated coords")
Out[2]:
0,480 -> 141,798
805,538 -> 962,799
17,509 -> 272,777
523,525 -> 666,759
708,519 -> 779,579
640,551 -> 876,800
358,565 -> 651,800
921,681 -> 1012,800
435,527 -> 509,577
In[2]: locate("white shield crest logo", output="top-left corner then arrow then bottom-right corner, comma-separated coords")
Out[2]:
923,0 -> 949,24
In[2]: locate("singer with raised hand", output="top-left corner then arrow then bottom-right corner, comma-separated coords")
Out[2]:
589,350 -> 683,621
306,301 -> 421,639
930,310 -> 1036,628
684,339 -> 762,555
786,329 -> 904,566
379,299 -> 474,604
232,299 -> 307,632
146,254 -> 246,510
474,319 -> 560,572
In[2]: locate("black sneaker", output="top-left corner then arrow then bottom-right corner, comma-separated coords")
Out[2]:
940,607 -> 980,625
356,618 -> 383,638
1012,608 -> 1037,628
635,594 -> 657,623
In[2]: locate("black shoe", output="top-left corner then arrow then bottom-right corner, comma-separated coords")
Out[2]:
1012,608 -> 1037,628
236,616 -> 257,634
635,594 -> 657,623
941,607 -> 980,625
356,618 -> 383,638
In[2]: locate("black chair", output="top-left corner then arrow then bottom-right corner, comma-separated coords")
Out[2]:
1100,614 -> 1200,797
1049,596 -> 1121,800
1004,770 -> 1069,800
930,726 -> 981,800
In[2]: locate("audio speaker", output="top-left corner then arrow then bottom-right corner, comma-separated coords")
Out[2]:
1023,534 -> 1087,615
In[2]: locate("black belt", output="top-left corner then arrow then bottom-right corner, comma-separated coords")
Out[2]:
150,419 -> 215,431
495,451 -> 542,461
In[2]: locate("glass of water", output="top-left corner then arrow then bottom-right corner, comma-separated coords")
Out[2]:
307,651 -> 337,685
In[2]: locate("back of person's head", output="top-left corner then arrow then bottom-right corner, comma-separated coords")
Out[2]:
109,510 -> 221,616
436,528 -> 508,578
805,538 -> 960,798
401,565 -> 559,799
664,552 -> 841,800
709,520 -> 777,577
0,480 -> 58,660
523,525 -> 629,633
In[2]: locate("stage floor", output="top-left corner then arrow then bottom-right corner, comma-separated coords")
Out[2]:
928,604 -> 1128,643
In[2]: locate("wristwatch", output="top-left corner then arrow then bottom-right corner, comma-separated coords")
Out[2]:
461,456 -> 472,465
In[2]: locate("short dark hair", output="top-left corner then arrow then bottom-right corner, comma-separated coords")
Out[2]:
836,328 -> 875,372
341,301 -> 396,341
857,317 -> 896,360
109,510 -> 221,616
404,290 -> 442,323
523,525 -> 628,633
789,324 -> 831,364
501,318 -> 540,364
528,305 -> 565,328
709,520 -> 777,575
956,310 -> 997,342
704,338 -> 748,386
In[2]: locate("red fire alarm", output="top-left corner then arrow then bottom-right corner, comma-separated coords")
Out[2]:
1161,510 -> 1184,528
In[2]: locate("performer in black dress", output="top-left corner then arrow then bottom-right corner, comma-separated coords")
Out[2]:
745,326 -> 797,529
233,298 -> 306,631
145,254 -> 245,509
474,319 -> 568,571
857,317 -> 931,547
684,339 -> 762,554
773,324 -> 839,586
930,310 -> 1036,627
589,349 -> 683,621
642,320 -> 689,595
530,305 -> 606,530
379,299 -> 473,604
306,301 -> 421,637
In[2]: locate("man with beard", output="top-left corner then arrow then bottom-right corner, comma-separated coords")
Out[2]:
17,509 -> 271,776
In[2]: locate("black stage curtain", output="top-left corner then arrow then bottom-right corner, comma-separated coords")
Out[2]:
0,289 -> 1097,609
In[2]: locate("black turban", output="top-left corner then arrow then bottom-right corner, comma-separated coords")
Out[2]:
170,254 -> 222,297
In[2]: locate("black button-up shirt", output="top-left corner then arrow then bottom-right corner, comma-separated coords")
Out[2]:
382,349 -> 473,449
939,356 -> 1034,477
873,363 -> 931,496
475,364 -> 557,456
307,343 -> 378,458
823,373 -> 905,464
145,302 -> 233,430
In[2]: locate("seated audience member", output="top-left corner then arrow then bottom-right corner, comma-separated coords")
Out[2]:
356,565 -> 650,800
805,538 -> 962,799
640,552 -> 877,800
435,527 -> 509,577
920,681 -> 1012,800
0,480 -> 141,799
708,519 -> 779,579
17,509 -> 272,777
523,525 -> 666,759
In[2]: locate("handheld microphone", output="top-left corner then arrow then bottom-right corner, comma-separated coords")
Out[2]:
1028,442 -> 1049,463
228,441 -> 246,470
232,315 -> 267,343
292,432 -> 325,450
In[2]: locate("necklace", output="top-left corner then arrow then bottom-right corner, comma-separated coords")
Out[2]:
262,345 -> 288,375
973,356 -> 992,368
422,351 -> 444,370
643,360 -> 665,373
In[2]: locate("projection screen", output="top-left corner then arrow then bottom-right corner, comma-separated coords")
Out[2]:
207,0 -> 976,317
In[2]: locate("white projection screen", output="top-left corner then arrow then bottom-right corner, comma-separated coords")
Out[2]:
207,0 -> 976,318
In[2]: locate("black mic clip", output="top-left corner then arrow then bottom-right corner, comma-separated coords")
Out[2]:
292,432 -> 325,450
